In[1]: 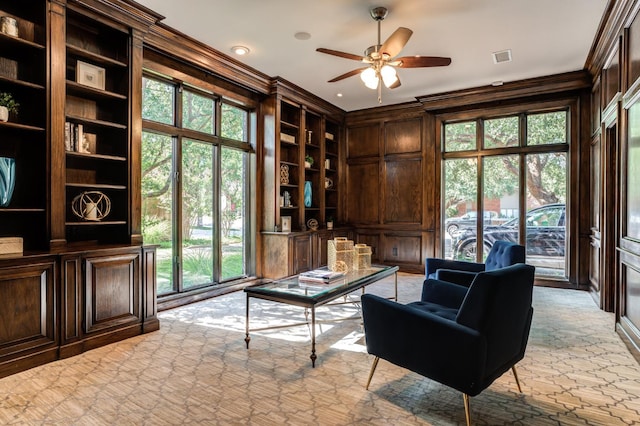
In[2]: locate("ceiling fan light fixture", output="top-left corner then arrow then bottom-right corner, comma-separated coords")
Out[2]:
380,64 -> 398,88
361,67 -> 379,89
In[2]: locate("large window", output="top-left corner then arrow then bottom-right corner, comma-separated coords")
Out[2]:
141,75 -> 253,296
442,108 -> 569,278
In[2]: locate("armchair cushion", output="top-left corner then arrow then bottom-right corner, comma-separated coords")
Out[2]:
420,278 -> 469,309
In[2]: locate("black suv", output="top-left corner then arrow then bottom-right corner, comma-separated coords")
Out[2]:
451,204 -> 566,261
444,210 -> 499,236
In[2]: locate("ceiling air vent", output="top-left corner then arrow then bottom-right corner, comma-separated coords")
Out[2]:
492,49 -> 512,64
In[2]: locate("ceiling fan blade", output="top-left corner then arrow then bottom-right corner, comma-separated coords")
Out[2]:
328,67 -> 368,83
388,76 -> 401,89
316,48 -> 365,62
380,27 -> 413,58
396,56 -> 452,68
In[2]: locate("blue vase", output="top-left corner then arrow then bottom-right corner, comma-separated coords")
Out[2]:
0,157 -> 15,207
304,181 -> 312,207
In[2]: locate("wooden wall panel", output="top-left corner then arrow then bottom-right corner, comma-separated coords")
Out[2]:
142,246 -> 159,333
384,159 -> 422,224
62,257 -> 81,342
628,9 -> 640,88
592,78 -> 601,134
603,44 -> 620,108
623,264 -> 640,327
626,104 -> 640,239
382,232 -> 423,266
347,124 -> 379,158
385,118 -> 422,154
346,162 -> 380,224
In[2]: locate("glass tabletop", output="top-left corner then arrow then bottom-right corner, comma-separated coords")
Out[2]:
245,265 -> 398,305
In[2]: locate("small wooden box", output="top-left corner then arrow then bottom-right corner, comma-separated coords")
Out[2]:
280,133 -> 296,144
0,237 -> 23,255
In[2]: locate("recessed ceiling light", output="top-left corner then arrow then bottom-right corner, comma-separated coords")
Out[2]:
294,32 -> 311,40
336,93 -> 343,97
231,46 -> 250,55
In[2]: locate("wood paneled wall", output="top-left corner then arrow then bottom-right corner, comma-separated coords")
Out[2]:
345,104 -> 433,273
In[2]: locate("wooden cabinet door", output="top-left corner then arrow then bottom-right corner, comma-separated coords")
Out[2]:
84,250 -> 142,334
291,234 -> 312,275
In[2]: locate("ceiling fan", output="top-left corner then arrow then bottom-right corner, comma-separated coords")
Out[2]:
316,6 -> 451,103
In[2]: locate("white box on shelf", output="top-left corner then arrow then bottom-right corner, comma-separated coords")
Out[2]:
281,216 -> 291,233
76,60 -> 105,90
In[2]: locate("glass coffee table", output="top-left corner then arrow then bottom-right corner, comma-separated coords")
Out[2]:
244,265 -> 399,367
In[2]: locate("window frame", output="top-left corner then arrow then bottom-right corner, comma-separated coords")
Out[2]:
141,71 -> 255,297
437,98 -> 576,280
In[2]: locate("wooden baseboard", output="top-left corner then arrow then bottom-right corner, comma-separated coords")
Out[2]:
0,347 -> 58,379
616,318 -> 640,363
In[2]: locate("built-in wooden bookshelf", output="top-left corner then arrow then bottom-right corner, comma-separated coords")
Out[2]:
0,3 -> 47,251
64,8 -> 130,243
0,0 -> 162,380
275,99 -> 341,232
263,91 -> 344,278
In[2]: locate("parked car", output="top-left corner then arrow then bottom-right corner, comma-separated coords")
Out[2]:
451,203 -> 566,261
445,210 -> 499,236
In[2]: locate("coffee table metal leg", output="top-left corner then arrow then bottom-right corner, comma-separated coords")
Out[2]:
310,306 -> 317,367
244,293 -> 251,349
394,271 -> 398,301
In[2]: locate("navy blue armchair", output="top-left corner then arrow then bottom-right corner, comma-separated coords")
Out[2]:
426,240 -> 525,287
362,263 -> 535,426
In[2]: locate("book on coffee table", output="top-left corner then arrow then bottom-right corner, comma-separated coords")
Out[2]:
299,269 -> 345,284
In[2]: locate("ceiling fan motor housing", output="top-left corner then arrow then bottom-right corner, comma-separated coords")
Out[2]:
370,7 -> 388,21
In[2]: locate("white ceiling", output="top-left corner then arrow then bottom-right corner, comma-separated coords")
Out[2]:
134,0 -> 609,112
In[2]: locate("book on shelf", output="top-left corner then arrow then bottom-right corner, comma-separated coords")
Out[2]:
65,122 -> 92,153
299,269 -> 345,284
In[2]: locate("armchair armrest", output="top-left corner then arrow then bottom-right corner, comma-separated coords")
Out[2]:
434,269 -> 479,287
361,294 -> 486,391
425,258 -> 485,278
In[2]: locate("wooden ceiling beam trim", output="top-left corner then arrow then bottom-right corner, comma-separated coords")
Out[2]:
416,70 -> 591,111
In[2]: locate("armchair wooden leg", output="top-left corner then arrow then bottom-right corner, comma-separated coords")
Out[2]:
365,356 -> 380,390
511,365 -> 523,393
463,393 -> 471,426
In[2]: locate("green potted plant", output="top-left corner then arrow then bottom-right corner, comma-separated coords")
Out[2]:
0,92 -> 19,122
304,154 -> 314,168
327,215 -> 334,230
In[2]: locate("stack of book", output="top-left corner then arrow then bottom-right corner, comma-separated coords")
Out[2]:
299,269 -> 345,284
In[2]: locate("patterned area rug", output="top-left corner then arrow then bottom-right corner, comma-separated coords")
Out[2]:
0,273 -> 639,425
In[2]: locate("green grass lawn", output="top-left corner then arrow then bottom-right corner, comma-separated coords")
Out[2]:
156,250 -> 243,295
